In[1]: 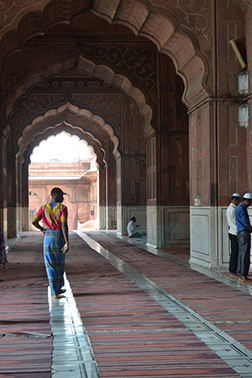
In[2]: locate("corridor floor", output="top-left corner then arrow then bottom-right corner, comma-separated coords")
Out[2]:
1,231 -> 252,378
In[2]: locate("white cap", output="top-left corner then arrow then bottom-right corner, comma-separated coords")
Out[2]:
232,193 -> 240,197
243,192 -> 252,199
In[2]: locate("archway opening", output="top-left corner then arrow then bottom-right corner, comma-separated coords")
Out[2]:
28,131 -> 98,231
5,3 -> 192,248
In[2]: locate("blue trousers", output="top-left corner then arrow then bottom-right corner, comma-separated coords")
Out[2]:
237,230 -> 251,277
44,230 -> 65,296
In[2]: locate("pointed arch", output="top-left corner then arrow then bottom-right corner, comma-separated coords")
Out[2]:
7,57 -> 154,137
0,0 -> 210,108
18,103 -> 119,165
27,128 -> 98,165
23,122 -> 103,167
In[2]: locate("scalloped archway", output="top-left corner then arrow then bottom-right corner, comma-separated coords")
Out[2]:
23,122 -> 105,167
19,106 -> 118,232
18,103 -> 119,165
8,57 -> 154,139
0,0 -> 210,108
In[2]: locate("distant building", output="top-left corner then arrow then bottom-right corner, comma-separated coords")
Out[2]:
29,161 -> 97,231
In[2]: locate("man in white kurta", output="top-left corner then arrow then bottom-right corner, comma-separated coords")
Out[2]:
226,193 -> 240,275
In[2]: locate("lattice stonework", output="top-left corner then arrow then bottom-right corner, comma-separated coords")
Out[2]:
2,42 -> 157,125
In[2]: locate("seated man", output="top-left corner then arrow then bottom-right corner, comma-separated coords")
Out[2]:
127,217 -> 142,238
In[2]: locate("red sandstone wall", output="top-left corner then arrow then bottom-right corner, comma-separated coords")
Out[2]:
159,54 -> 189,207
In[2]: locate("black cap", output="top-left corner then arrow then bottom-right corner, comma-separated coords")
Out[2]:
51,187 -> 66,196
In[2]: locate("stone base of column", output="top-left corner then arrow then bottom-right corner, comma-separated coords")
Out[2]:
106,205 -> 117,230
147,206 -> 190,249
190,206 -> 230,269
22,206 -> 29,231
99,206 -> 106,230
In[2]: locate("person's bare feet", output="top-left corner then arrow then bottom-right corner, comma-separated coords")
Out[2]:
239,275 -> 251,282
229,273 -> 238,277
51,294 -> 58,299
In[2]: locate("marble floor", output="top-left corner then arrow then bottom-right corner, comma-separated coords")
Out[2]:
1,231 -> 252,377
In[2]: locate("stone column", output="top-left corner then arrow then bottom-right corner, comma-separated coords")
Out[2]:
189,102 -> 220,268
98,164 -> 106,230
246,6 -> 252,191
106,163 -> 116,229
146,134 -> 160,248
189,3 -> 248,269
116,155 -> 129,235
189,97 -> 248,269
22,162 -> 29,231
16,155 -> 23,232
116,156 -> 123,234
0,135 -> 8,243
116,154 -> 147,236
7,148 -> 17,238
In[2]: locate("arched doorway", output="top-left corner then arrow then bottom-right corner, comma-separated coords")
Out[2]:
19,117 -> 117,235
2,5 -> 192,249
13,56 -> 188,249
2,0 -> 234,265
28,131 -> 98,231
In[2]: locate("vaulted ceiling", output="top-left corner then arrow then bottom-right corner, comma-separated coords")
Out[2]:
0,0 -> 247,164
